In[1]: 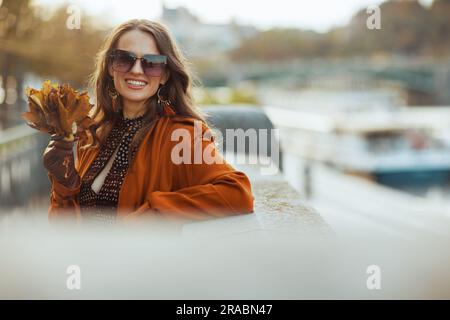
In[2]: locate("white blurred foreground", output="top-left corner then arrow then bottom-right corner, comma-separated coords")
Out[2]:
2,161 -> 450,299
1,212 -> 450,299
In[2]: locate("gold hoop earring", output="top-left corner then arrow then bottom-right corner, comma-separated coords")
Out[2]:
108,87 -> 118,99
157,85 -> 171,107
108,85 -> 120,112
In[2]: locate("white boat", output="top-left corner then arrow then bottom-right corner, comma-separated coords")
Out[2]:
264,105 -> 450,194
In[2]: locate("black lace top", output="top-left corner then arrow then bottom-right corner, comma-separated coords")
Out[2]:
78,114 -> 147,222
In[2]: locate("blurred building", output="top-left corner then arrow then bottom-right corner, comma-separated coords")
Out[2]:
159,2 -> 257,57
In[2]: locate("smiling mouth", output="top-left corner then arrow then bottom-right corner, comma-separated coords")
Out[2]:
125,79 -> 148,87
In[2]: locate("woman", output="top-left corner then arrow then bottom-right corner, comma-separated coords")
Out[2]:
43,19 -> 254,223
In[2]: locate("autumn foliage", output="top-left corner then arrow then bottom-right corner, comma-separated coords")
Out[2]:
22,80 -> 94,141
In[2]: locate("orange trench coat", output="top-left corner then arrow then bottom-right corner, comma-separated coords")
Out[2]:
48,105 -> 254,222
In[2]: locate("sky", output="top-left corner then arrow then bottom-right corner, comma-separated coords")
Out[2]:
33,0 -> 435,32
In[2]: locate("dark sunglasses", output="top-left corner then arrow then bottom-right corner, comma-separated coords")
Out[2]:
109,49 -> 167,77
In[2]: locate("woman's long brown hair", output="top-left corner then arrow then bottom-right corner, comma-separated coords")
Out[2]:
85,19 -> 205,151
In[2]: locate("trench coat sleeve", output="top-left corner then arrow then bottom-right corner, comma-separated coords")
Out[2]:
126,120 -> 255,221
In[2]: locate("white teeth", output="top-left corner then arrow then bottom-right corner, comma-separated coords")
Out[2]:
126,80 -> 146,86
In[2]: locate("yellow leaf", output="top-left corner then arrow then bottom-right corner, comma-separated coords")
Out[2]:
22,80 -> 94,139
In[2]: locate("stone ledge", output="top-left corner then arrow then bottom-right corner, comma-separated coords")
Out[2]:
182,161 -> 331,237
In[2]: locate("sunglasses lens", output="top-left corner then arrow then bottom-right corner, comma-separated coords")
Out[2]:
111,51 -> 134,73
142,55 -> 166,77
111,50 -> 167,76
143,63 -> 165,77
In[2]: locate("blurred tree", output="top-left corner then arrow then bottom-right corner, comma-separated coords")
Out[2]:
0,1 -> 106,129
229,0 -> 450,62
345,0 -> 431,55
429,0 -> 450,56
0,1 -> 106,88
0,0 -> 39,127
230,28 -> 329,62
16,5 -> 106,87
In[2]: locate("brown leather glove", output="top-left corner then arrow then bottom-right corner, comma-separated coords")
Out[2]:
43,134 -> 80,189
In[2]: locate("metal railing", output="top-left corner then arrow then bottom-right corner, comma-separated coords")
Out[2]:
0,125 -> 50,208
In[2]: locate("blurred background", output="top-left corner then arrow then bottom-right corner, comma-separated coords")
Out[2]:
1,0 -> 450,235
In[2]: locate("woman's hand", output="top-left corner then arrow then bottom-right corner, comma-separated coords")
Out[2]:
43,134 -> 80,189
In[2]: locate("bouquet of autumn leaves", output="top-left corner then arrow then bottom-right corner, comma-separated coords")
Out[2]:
22,80 -> 95,142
